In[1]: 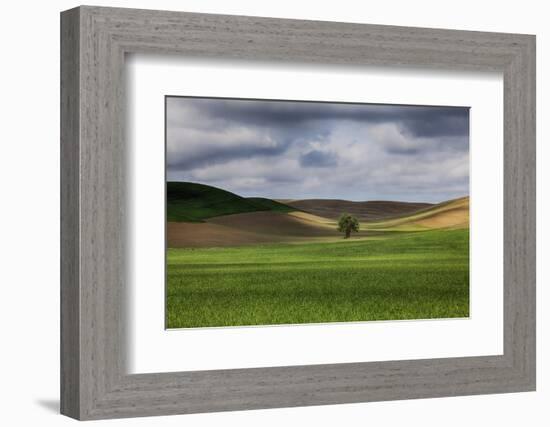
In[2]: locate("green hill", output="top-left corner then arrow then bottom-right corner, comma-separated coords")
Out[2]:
167,182 -> 295,222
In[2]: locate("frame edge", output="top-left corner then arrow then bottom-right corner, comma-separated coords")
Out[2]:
60,6 -> 81,420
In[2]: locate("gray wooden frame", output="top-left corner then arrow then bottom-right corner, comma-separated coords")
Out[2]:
60,5 -> 536,420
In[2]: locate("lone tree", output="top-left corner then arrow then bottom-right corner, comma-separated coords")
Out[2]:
338,213 -> 360,238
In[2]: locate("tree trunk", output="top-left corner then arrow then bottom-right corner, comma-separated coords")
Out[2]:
345,229 -> 351,239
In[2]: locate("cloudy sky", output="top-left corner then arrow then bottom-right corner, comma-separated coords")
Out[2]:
166,97 -> 469,202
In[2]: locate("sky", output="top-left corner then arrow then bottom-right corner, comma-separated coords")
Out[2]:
166,97 -> 469,203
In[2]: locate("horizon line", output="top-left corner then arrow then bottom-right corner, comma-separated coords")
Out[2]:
167,180 -> 468,205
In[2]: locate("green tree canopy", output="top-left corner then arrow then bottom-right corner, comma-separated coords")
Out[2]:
337,213 -> 360,238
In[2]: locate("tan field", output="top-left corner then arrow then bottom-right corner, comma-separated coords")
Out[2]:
369,197 -> 469,230
167,196 -> 469,248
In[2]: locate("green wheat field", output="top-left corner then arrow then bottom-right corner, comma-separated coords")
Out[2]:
166,182 -> 470,328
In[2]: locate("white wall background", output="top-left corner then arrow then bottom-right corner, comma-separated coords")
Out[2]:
0,0 -> 546,425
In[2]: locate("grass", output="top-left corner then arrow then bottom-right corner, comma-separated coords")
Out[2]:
167,182 -> 295,222
166,228 -> 469,328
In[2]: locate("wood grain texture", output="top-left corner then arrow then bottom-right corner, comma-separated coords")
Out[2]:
60,5 -> 536,420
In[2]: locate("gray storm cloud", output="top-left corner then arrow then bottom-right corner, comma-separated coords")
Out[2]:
166,96 -> 469,202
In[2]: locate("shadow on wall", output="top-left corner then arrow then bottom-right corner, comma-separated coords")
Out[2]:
35,399 -> 59,414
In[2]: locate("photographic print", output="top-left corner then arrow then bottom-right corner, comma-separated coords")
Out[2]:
165,96 -> 470,329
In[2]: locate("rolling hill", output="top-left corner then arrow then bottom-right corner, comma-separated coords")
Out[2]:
369,196 -> 469,230
167,182 -> 295,222
281,198 -> 433,221
166,181 -> 468,247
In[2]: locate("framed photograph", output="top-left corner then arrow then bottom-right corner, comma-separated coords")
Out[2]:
61,6 -> 536,420
164,96 -> 471,329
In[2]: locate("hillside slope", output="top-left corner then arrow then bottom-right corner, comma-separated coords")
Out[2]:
283,198 -> 433,221
167,211 -> 341,248
370,196 -> 469,230
167,182 -> 294,222
208,211 -> 338,237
